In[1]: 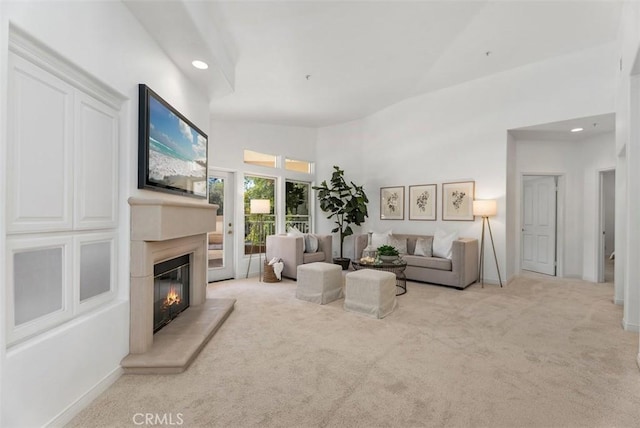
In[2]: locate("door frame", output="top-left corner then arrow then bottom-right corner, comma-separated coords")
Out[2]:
518,173 -> 564,277
597,168 -> 616,283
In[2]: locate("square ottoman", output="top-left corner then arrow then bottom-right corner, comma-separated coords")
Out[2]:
344,269 -> 397,318
296,262 -> 343,304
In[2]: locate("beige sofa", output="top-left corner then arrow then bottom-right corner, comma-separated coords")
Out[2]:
266,234 -> 333,280
354,234 -> 478,289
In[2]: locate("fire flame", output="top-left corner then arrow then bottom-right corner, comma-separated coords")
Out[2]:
164,286 -> 181,307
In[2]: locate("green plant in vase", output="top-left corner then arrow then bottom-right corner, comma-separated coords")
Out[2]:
377,245 -> 399,262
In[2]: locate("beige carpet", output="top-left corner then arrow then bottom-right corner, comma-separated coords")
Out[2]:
68,273 -> 640,428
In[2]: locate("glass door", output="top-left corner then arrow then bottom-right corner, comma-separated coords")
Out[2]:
207,171 -> 235,282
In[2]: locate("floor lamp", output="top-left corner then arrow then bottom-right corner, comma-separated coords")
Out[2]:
473,200 -> 503,288
249,199 -> 270,282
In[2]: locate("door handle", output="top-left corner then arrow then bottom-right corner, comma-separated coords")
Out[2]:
228,230 -> 233,234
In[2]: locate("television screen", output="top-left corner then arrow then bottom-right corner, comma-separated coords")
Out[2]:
138,84 -> 208,198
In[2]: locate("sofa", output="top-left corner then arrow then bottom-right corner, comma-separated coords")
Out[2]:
354,233 -> 478,289
266,234 -> 333,279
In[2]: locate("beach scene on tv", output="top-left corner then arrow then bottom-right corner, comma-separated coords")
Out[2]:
148,96 -> 207,197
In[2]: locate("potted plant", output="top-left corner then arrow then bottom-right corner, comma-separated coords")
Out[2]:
377,245 -> 399,262
313,166 -> 369,269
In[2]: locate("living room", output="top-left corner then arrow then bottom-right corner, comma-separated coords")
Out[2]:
1,1 -> 640,427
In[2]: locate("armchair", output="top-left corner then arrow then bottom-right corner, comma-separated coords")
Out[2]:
266,234 -> 333,279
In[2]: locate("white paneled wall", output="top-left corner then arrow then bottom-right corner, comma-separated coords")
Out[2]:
4,30 -> 123,345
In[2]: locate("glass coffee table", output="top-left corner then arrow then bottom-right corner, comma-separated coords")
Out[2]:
351,259 -> 407,296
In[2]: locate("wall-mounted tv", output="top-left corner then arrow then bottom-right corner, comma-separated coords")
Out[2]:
138,84 -> 208,199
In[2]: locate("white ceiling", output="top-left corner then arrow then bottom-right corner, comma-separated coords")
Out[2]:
126,0 -> 623,128
509,113 -> 616,142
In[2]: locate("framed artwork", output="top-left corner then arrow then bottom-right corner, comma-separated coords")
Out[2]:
442,181 -> 475,221
409,184 -> 437,221
380,186 -> 405,220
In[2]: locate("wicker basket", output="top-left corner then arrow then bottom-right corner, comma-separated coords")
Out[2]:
263,261 -> 280,283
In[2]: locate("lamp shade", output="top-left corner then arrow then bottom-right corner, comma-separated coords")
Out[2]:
250,199 -> 270,214
473,200 -> 497,217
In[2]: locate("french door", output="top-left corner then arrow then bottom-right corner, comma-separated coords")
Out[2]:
207,170 -> 235,282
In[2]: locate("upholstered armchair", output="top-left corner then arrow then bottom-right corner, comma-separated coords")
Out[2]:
265,234 -> 333,279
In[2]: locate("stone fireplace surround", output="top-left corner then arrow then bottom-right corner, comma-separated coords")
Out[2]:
121,198 -> 235,374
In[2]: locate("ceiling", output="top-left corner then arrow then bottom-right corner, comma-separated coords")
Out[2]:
125,0 -> 623,128
509,113 -> 616,142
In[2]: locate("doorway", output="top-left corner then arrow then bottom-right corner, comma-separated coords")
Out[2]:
207,170 -> 235,282
522,175 -> 558,276
598,169 -> 615,283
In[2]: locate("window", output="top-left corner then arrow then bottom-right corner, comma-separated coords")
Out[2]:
244,175 -> 275,255
285,158 -> 312,174
244,149 -> 276,169
285,180 -> 311,233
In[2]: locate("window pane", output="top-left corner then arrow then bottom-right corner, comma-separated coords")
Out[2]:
80,241 -> 111,301
244,149 -> 276,168
208,176 -> 224,269
285,158 -> 312,173
244,175 -> 275,255
14,247 -> 63,325
285,180 -> 311,233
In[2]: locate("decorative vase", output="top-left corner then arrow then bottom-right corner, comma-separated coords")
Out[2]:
362,231 -> 377,259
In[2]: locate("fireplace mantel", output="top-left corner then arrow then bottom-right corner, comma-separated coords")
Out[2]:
123,197 -> 233,373
128,197 -> 218,241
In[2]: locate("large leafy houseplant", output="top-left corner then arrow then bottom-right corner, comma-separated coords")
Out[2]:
313,166 -> 369,268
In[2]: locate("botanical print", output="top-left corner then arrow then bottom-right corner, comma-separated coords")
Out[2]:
380,186 -> 404,220
451,190 -> 466,211
409,184 -> 436,221
386,191 -> 400,212
442,181 -> 474,221
416,191 -> 429,211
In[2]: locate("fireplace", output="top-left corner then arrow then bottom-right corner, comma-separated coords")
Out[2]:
124,197 -> 235,374
154,254 -> 190,333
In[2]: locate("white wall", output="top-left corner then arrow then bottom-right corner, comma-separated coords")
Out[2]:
316,43 -> 617,284
209,120 -> 317,278
513,133 -> 615,281
615,0 -> 640,343
0,1 -> 210,426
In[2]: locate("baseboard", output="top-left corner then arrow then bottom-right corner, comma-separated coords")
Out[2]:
45,366 -> 123,427
637,353 -> 640,372
621,318 -> 640,333
614,298 -> 624,306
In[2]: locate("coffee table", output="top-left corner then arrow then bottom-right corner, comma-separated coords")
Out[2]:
351,259 -> 407,296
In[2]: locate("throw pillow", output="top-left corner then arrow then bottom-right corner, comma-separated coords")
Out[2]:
413,237 -> 433,257
371,230 -> 392,249
287,226 -> 306,252
388,235 -> 408,255
433,229 -> 458,259
304,234 -> 319,253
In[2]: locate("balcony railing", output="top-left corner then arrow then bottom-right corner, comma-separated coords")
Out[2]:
244,215 -> 311,254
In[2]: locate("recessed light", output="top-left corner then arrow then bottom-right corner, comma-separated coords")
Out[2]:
192,60 -> 209,70
570,127 -> 584,133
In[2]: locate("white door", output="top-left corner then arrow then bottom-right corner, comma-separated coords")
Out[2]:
522,176 -> 557,275
207,171 -> 235,282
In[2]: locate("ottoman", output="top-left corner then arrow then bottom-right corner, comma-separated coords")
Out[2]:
344,269 -> 397,318
296,262 -> 343,304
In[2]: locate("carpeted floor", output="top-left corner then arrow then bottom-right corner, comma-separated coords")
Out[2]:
68,273 -> 640,428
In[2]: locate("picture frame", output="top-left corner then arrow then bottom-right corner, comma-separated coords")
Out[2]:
442,181 -> 475,221
409,184 -> 437,221
380,186 -> 405,220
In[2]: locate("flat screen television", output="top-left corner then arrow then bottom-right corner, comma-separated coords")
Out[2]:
138,84 -> 208,199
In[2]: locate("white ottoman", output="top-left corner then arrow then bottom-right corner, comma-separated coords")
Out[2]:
344,269 -> 397,318
296,262 -> 343,304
